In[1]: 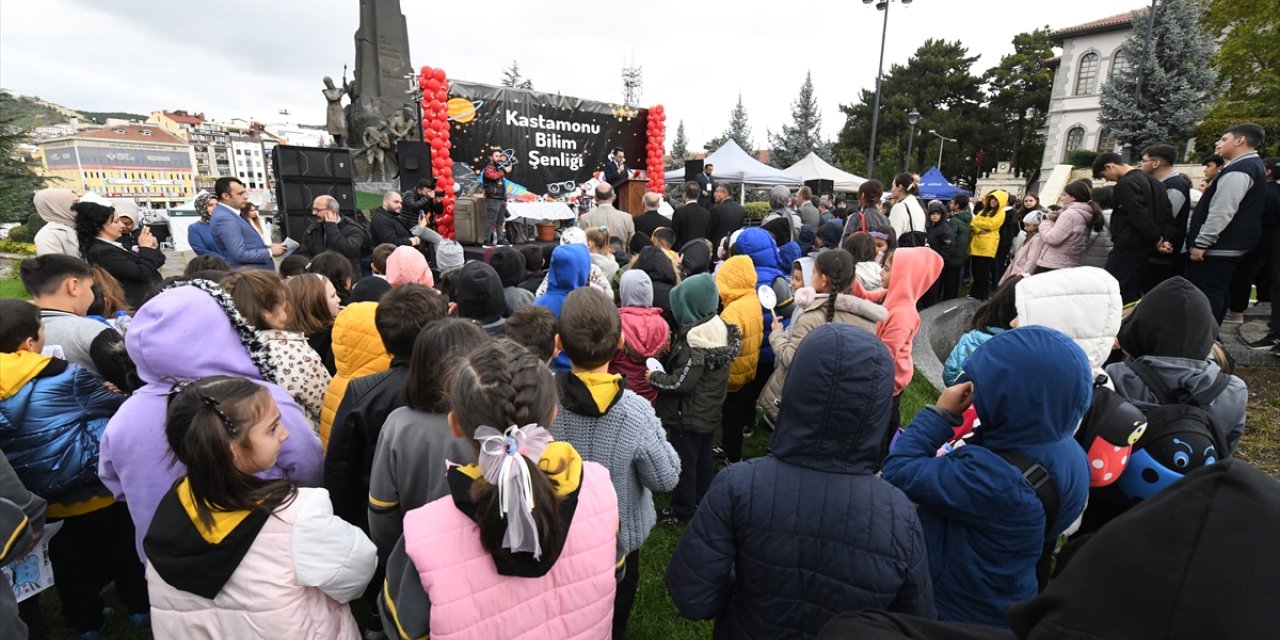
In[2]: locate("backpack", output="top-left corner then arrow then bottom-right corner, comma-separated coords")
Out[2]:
995,451 -> 1059,542
1076,379 -> 1148,487
1113,360 -> 1231,503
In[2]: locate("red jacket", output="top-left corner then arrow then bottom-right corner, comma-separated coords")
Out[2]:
609,307 -> 670,405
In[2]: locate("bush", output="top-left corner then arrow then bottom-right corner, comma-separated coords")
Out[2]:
7,213 -> 46,244
744,202 -> 770,219
1066,150 -> 1097,168
0,239 -> 35,255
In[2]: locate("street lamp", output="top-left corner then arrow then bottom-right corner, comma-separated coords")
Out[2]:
928,129 -> 957,169
903,108 -> 920,172
863,0 -> 914,177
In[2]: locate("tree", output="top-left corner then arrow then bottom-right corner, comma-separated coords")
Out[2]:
834,39 -> 986,185
667,120 -> 688,170
983,28 -> 1055,177
767,71 -> 831,168
500,60 -> 533,90
1197,0 -> 1280,157
1099,0 -> 1218,154
707,94 -> 753,152
0,90 -> 49,224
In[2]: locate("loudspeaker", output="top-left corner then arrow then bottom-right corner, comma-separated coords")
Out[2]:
684,159 -> 704,183
272,145 -> 357,241
804,179 -> 834,198
397,141 -> 433,193
452,195 -> 489,246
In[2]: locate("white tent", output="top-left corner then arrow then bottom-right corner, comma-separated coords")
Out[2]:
784,152 -> 867,192
664,139 -> 803,186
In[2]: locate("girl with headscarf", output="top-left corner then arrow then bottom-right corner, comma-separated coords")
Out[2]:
33,188 -> 81,256
187,192 -> 226,260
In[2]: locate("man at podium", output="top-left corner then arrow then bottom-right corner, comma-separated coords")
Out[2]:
602,147 -> 630,186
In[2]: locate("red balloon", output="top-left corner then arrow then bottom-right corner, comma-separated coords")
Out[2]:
433,68 -> 446,82
434,89 -> 447,101
428,100 -> 443,112
426,78 -> 441,92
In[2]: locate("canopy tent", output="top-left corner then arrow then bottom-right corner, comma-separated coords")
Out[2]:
664,139 -> 802,186
917,166 -> 971,200
783,152 -> 867,192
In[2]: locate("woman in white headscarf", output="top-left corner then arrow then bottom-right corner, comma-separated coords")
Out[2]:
33,188 -> 81,256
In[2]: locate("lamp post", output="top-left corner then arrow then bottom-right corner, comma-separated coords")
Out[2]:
928,129 -> 957,169
903,108 -> 920,172
863,0 -> 913,178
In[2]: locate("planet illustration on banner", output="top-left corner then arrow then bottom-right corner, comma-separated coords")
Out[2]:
447,97 -> 484,123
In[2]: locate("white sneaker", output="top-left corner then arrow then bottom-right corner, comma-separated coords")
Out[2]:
1223,311 -> 1245,324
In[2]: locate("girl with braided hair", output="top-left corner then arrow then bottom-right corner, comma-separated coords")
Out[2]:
381,340 -> 620,639
143,375 -> 375,638
757,249 -> 888,426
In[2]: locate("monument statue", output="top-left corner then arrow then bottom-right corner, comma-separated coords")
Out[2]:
345,0 -> 414,181
387,105 -> 416,144
322,70 -> 353,146
359,123 -> 393,181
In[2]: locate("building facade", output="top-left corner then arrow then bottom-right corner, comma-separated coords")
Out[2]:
36,124 -> 197,209
1038,11 -> 1138,185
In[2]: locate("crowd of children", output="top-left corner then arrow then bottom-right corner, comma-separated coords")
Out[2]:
1,176 -> 1275,640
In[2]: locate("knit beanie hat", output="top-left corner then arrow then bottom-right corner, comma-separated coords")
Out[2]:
620,269 -> 654,308
437,240 -> 465,272
453,261 -> 505,323
386,246 -> 434,287
560,227 -> 587,245
670,273 -> 719,328
817,220 -> 843,249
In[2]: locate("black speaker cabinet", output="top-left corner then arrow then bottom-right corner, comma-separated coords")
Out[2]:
272,145 -> 357,241
684,159 -> 704,183
397,141 -> 432,193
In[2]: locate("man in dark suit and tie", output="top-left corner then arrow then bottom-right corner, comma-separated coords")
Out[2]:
707,184 -> 746,250
602,147 -> 629,186
672,181 -> 711,249
695,163 -> 716,209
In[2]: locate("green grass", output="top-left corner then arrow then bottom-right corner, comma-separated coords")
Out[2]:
1,275 -> 30,300
356,190 -> 384,212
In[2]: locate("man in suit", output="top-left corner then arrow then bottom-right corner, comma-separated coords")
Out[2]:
707,184 -> 746,250
210,176 -> 283,270
577,183 -> 634,246
672,181 -> 710,249
796,185 -> 821,229
696,163 -> 716,209
602,147 -> 629,186
633,192 -> 669,240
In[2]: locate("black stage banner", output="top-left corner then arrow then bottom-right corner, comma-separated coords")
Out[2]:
445,80 -> 649,196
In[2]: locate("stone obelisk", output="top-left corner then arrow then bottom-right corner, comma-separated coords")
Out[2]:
346,0 -> 413,181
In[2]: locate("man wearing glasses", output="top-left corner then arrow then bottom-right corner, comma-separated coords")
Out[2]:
297,195 -> 368,276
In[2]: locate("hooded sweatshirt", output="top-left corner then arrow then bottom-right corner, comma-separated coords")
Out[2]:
489,246 -> 535,314
33,188 -> 80,257
650,274 -> 742,434
386,246 -> 434,288
632,245 -> 679,330
1015,266 -> 1122,379
970,191 -> 1008,258
453,261 -> 507,335
320,302 -> 391,444
854,247 -> 943,394
679,239 -> 712,277
716,256 -> 764,391
535,244 -> 590,319
667,325 -> 934,639
883,327 -> 1092,626
1105,277 -> 1247,455
98,281 -> 324,559
610,270 -> 669,405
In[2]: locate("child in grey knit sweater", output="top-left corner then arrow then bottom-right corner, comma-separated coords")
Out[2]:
550,289 -> 680,639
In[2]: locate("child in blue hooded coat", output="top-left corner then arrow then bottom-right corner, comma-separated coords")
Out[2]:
883,326 -> 1092,627
534,243 -> 591,373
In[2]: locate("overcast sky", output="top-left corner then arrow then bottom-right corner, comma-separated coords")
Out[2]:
2,0 -> 1148,149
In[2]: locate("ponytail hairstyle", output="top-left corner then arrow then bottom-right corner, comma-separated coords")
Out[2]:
969,275 -> 1022,332
814,249 -> 855,323
165,376 -> 296,532
842,232 -> 878,263
449,340 -> 564,560
893,172 -> 920,197
1064,179 -> 1106,232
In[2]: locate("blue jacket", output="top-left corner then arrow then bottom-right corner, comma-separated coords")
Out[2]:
883,326 -> 1091,627
186,221 -> 225,260
535,244 -> 590,373
0,354 -> 123,500
667,325 -> 935,639
210,204 -> 274,269
735,227 -> 791,365
942,327 -> 1006,387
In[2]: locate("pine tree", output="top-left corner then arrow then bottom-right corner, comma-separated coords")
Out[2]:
707,94 -> 753,152
767,71 -> 830,168
500,60 -> 533,90
984,28 -> 1055,177
1197,0 -> 1280,156
667,120 -> 688,170
1099,0 -> 1218,153
0,91 -> 49,224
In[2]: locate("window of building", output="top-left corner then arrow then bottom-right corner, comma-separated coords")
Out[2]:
1097,128 -> 1117,153
1065,126 -> 1087,159
1075,52 -> 1100,96
1109,53 -> 1129,82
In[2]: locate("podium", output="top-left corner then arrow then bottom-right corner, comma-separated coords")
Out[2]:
616,178 -> 648,216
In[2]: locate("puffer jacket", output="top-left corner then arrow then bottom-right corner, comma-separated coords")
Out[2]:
1079,210 -> 1114,270
651,317 -> 742,434
942,328 -> 1005,387
758,292 -> 886,423
609,307 -> 670,405
1015,266 -> 1122,378
716,256 -> 763,391
145,486 -> 375,639
319,302 -> 390,447
534,244 -> 591,318
884,327 -> 1091,626
1036,200 -> 1094,270
0,352 -> 123,501
667,324 -> 935,639
735,227 -> 793,364
98,281 -> 324,559
946,208 -> 973,266
970,191 -> 1008,258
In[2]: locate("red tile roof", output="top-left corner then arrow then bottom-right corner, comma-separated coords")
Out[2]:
1049,8 -> 1145,42
73,125 -> 188,145
163,110 -> 205,125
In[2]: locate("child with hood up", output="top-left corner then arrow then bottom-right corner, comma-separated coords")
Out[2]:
850,247 -> 943,456
648,274 -> 742,524
609,270 -> 671,405
715,255 -> 765,464
488,246 -> 535,314
883,326 -> 1092,626
535,243 -> 592,374
969,190 -> 1009,300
